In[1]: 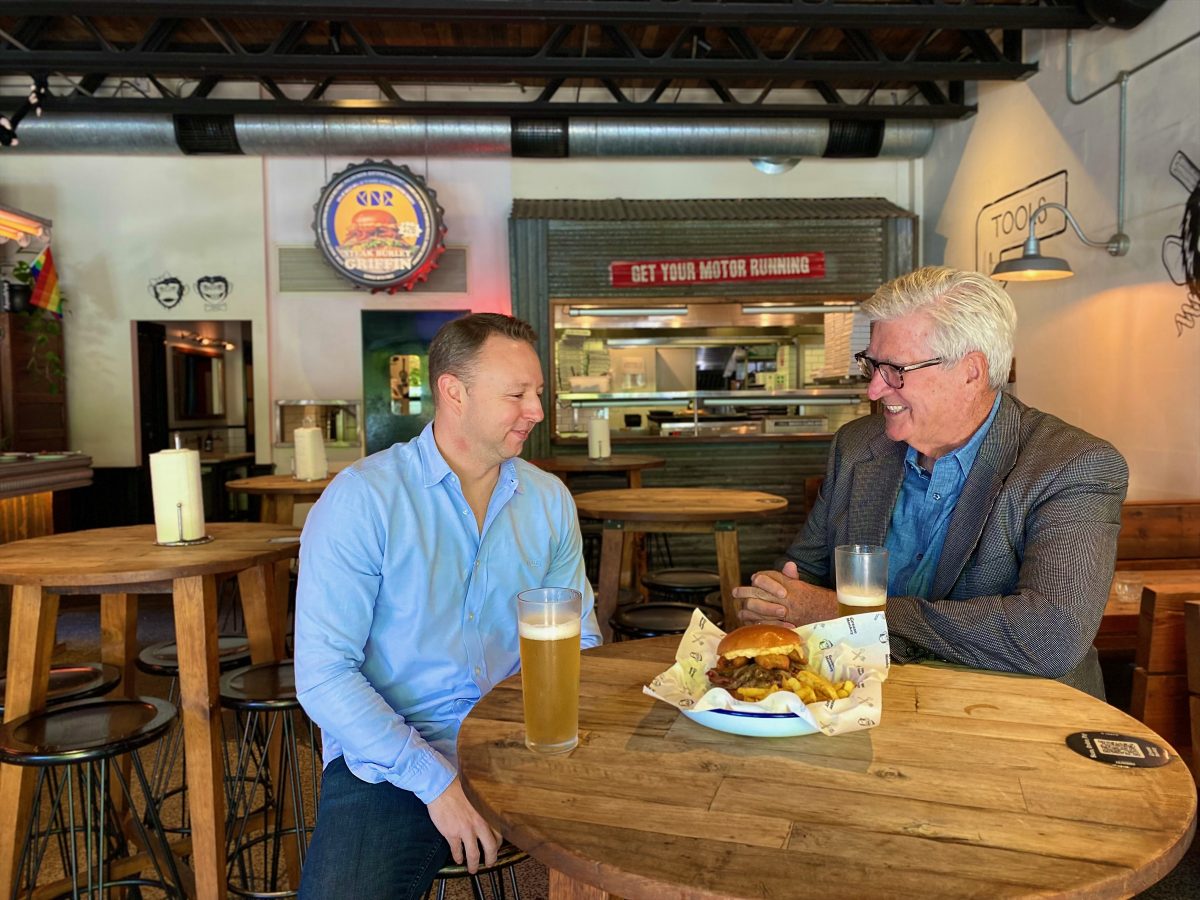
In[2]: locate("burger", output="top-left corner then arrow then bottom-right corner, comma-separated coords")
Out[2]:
339,209 -> 411,253
706,623 -> 809,702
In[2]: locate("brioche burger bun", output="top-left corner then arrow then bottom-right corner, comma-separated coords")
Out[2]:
706,624 -> 809,702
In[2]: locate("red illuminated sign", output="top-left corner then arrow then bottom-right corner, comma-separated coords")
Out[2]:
609,252 -> 825,288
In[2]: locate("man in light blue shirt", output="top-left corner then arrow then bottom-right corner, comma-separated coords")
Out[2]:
295,313 -> 601,900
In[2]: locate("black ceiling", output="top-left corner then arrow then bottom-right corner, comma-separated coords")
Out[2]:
0,1 -> 1158,137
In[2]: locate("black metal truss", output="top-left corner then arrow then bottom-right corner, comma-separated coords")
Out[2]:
0,1 -> 1092,120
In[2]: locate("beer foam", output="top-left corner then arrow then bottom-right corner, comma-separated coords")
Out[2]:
838,591 -> 886,608
519,620 -> 581,640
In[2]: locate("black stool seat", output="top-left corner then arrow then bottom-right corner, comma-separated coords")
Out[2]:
641,568 -> 721,603
609,601 -> 724,641
0,662 -> 121,716
137,634 -> 252,676
430,841 -> 528,900
0,696 -> 176,766
220,660 -> 297,711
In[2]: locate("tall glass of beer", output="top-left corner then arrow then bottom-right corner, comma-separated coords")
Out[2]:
517,587 -> 582,754
834,544 -> 889,617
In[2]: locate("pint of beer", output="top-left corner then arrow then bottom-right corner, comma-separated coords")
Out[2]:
517,588 -> 582,754
834,544 -> 888,618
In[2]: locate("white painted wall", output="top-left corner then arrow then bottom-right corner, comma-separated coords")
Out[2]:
924,5 -> 1200,499
0,156 -> 269,467
265,153 -> 920,469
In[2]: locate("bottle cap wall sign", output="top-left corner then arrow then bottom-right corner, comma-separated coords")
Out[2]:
313,160 -> 447,292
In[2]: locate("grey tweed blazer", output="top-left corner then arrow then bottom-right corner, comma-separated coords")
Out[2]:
783,392 -> 1129,698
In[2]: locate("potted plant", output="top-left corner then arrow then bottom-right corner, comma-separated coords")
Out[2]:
8,259 -> 66,393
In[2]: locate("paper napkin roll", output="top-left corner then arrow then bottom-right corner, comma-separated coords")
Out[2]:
587,417 -> 611,460
294,426 -> 329,481
150,448 -> 206,543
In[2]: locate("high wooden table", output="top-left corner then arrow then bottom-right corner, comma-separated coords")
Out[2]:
528,454 -> 665,490
225,473 -> 334,526
459,636 -> 1198,900
573,488 -> 787,639
0,522 -> 301,900
531,455 -> 667,598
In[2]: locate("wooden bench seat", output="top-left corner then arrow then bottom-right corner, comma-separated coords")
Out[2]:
1117,500 -> 1200,570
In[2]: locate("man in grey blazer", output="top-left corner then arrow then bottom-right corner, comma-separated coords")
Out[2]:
734,266 -> 1128,698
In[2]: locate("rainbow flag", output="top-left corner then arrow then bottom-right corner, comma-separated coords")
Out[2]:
28,246 -> 62,318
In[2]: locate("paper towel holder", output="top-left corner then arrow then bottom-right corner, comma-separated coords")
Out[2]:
154,501 -> 214,547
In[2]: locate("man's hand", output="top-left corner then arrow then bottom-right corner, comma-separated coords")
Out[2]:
426,777 -> 501,874
732,561 -> 838,626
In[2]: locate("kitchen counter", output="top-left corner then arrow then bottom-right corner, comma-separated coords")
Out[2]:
0,452 -> 93,502
199,451 -> 255,466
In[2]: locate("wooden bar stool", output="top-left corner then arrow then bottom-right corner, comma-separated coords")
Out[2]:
0,696 -> 184,899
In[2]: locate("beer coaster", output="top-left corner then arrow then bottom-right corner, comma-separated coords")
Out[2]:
1065,731 -> 1172,767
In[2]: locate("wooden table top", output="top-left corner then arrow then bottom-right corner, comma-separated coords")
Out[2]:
459,636 -> 1197,900
529,455 -> 666,474
0,522 -> 300,587
574,488 -> 787,523
225,473 -> 335,495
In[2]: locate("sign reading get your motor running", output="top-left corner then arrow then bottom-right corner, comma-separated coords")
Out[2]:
609,251 -> 826,288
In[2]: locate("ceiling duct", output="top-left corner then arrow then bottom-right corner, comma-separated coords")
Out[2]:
9,114 -> 934,160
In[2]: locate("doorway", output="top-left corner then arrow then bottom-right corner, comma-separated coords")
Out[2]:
135,320 -> 255,521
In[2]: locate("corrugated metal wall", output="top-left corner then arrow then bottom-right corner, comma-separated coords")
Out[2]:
546,218 -> 890,299
510,198 -> 916,579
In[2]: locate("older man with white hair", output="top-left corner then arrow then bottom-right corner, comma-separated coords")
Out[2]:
735,266 -> 1128,697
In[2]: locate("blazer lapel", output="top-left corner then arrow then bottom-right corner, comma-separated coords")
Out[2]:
847,431 -> 905,547
931,394 -> 1021,599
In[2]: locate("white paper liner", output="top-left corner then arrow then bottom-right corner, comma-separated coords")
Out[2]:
643,608 -> 891,736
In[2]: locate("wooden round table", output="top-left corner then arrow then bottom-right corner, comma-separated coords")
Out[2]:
573,488 -> 788,639
459,636 -> 1198,900
225,473 -> 335,525
528,454 -> 666,489
0,522 -> 301,900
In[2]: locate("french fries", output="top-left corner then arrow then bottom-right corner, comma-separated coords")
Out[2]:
735,671 -> 855,704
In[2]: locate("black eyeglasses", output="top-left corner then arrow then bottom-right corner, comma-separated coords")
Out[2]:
854,351 -> 943,389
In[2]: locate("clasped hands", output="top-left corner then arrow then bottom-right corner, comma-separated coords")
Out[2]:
733,560 -> 838,626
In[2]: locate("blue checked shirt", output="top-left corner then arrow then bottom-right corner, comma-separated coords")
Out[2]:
885,393 -> 1002,599
294,422 -> 602,804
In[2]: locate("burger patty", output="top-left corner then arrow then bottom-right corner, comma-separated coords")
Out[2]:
706,650 -> 805,691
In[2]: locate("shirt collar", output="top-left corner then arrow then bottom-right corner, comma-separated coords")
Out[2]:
416,421 -> 523,492
904,391 -> 1003,478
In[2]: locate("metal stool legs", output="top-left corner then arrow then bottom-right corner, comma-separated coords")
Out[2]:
428,842 -> 527,900
0,696 -> 184,899
220,661 -> 319,899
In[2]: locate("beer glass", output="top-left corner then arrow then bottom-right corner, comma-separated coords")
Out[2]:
517,587 -> 582,754
834,544 -> 889,617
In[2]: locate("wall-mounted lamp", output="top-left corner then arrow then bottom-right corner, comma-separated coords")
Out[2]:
567,306 -> 688,317
177,330 -> 236,352
0,204 -> 50,247
741,303 -> 859,315
991,202 -> 1129,282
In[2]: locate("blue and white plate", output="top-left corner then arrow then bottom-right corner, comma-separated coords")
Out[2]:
681,706 -> 819,738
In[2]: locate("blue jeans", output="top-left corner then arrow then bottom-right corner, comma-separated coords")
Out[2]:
298,756 -> 451,900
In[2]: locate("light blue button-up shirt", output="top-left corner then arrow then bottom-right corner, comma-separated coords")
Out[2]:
885,393 -> 1002,599
294,422 -> 602,804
